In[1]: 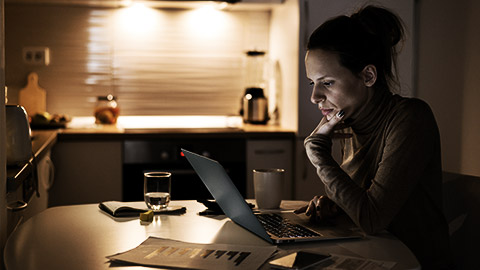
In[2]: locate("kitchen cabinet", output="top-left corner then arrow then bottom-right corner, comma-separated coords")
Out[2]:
49,140 -> 123,206
246,139 -> 293,199
48,125 -> 294,206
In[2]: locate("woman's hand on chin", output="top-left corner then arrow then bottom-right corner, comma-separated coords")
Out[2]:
312,110 -> 351,139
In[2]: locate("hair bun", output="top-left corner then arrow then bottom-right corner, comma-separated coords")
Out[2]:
351,5 -> 404,48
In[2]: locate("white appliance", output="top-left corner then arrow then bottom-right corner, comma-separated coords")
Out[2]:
6,105 -> 32,166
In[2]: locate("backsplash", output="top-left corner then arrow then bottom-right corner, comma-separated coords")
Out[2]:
5,3 -> 271,117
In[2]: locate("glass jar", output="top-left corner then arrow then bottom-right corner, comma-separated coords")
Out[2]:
94,94 -> 119,124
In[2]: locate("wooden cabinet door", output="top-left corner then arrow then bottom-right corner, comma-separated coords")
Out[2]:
49,141 -> 122,206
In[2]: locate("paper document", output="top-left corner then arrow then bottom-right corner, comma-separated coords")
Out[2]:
107,237 -> 277,270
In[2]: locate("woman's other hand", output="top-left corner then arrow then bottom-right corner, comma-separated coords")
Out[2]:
294,195 -> 341,222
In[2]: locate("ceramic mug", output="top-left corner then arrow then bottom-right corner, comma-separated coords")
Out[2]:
253,168 -> 285,209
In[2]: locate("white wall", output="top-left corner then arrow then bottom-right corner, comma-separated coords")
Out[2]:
269,0 -> 299,131
416,0 -> 480,176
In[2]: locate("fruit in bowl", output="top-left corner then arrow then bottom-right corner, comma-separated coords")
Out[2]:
30,112 -> 71,129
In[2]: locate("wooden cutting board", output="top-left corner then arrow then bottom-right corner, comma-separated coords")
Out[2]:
19,72 -> 47,116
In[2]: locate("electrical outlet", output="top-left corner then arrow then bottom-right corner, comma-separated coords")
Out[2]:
22,47 -> 50,66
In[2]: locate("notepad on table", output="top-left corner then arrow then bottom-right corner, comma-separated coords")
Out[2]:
99,201 -> 186,217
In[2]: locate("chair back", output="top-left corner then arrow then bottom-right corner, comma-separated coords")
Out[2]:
443,171 -> 480,270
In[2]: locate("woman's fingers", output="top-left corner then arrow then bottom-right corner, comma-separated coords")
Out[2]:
298,196 -> 342,222
321,112 -> 344,132
294,205 -> 308,214
308,196 -> 323,221
316,196 -> 325,221
304,196 -> 320,216
305,198 -> 317,216
296,196 -> 342,223
311,117 -> 328,135
313,110 -> 346,136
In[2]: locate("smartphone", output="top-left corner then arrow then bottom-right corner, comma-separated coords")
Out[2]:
268,251 -> 331,270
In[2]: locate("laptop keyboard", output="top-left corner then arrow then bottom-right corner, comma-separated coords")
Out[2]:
256,213 -> 321,238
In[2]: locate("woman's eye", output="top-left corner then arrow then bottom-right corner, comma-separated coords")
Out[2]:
323,81 -> 333,87
309,81 -> 315,86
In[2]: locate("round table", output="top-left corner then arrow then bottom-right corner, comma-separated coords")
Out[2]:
4,200 -> 420,270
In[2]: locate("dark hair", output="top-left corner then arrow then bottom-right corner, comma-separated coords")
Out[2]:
307,5 -> 405,92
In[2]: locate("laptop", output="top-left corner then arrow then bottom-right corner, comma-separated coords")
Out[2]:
181,148 -> 363,244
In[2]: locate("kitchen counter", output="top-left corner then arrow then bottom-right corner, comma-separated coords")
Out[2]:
6,130 -> 57,194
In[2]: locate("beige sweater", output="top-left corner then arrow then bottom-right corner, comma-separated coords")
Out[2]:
304,90 -> 452,269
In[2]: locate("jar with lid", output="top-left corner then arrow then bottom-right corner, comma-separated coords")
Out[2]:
94,94 -> 119,124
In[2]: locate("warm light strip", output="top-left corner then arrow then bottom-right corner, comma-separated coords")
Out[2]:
118,115 -> 243,128
68,115 -> 243,129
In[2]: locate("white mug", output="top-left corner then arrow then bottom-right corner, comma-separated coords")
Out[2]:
253,168 -> 285,209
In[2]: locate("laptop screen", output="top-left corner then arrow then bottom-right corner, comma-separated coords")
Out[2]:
181,149 -> 272,243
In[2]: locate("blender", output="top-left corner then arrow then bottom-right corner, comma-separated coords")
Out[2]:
241,50 -> 269,124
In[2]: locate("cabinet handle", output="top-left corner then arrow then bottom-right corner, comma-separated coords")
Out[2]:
46,156 -> 55,190
7,200 -> 28,212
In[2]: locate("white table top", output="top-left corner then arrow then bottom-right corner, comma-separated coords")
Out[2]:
4,200 -> 420,270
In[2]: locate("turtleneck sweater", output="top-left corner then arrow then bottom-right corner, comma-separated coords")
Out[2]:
304,90 -> 452,269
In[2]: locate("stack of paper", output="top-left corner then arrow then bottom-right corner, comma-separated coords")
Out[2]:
107,237 -> 277,270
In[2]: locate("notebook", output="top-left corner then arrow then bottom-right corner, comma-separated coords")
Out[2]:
181,148 -> 363,244
98,201 -> 186,217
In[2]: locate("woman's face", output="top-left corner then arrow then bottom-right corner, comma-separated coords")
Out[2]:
305,49 -> 373,121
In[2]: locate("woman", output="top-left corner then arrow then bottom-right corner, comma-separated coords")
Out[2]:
295,5 -> 452,269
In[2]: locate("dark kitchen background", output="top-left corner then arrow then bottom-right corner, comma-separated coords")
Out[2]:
1,0 -> 479,265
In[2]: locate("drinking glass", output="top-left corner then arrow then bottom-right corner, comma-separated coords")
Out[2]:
144,172 -> 171,210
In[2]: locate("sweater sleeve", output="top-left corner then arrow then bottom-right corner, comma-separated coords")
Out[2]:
304,100 -> 438,234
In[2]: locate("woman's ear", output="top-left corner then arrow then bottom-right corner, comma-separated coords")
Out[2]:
362,65 -> 377,87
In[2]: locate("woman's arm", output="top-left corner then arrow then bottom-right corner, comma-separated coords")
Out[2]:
305,100 -> 439,234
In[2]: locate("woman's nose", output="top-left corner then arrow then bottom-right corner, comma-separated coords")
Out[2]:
311,88 -> 326,104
